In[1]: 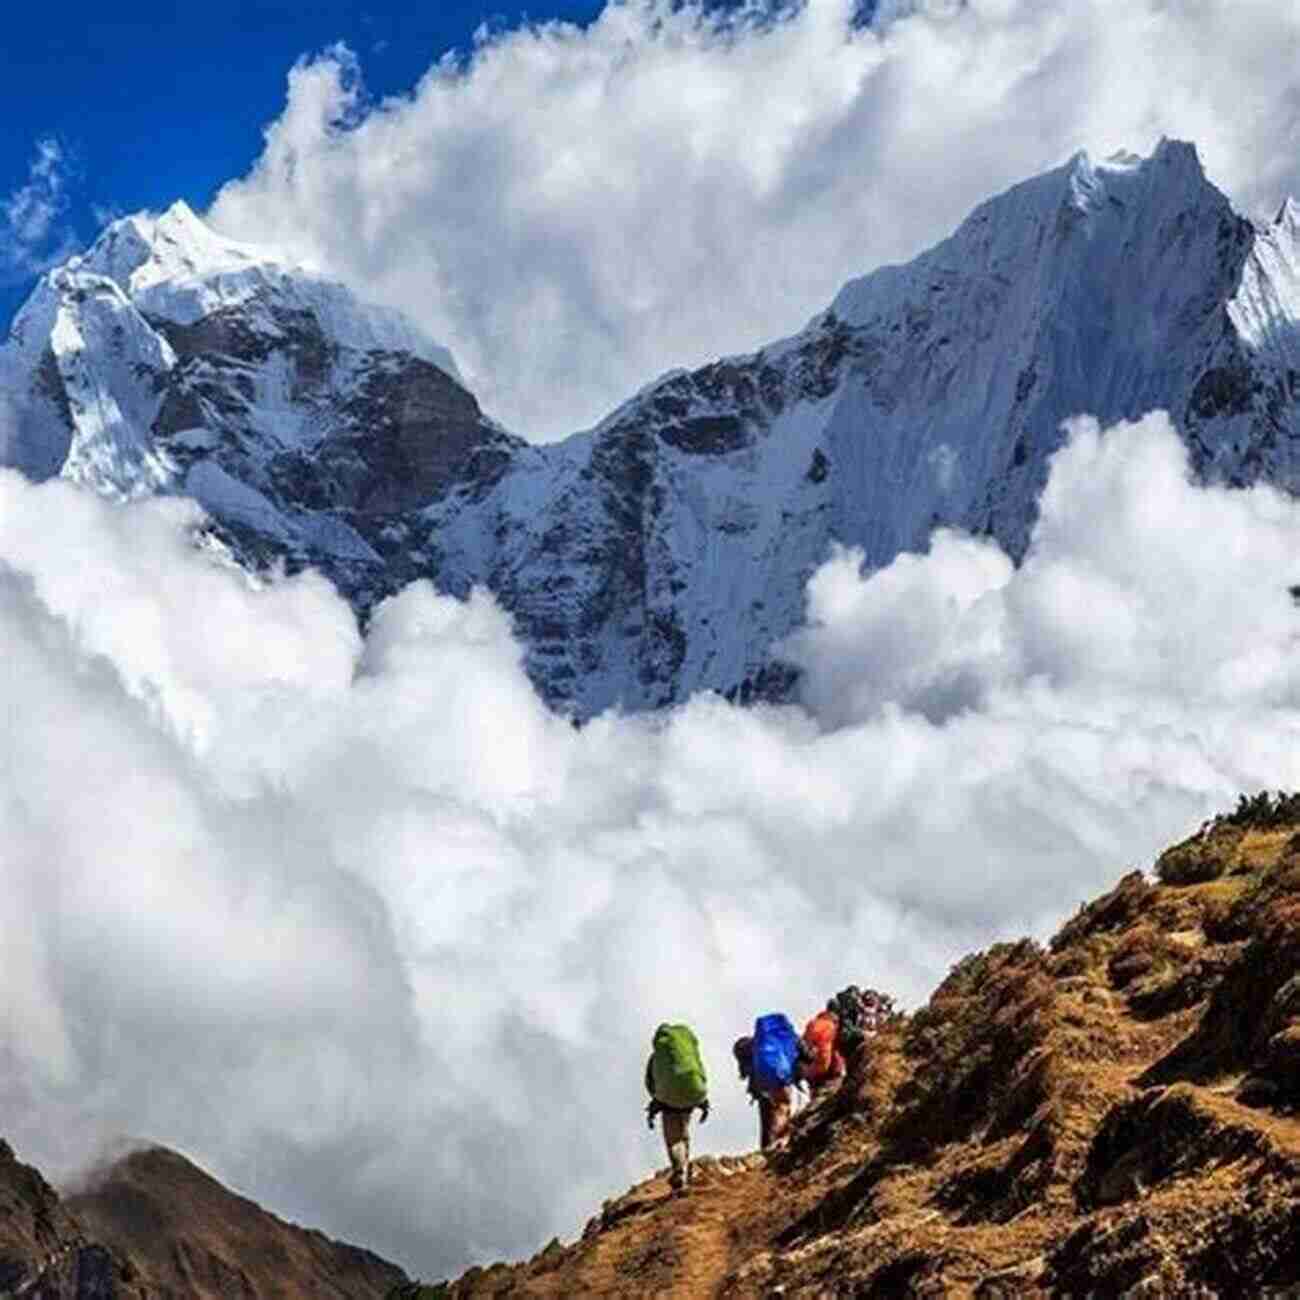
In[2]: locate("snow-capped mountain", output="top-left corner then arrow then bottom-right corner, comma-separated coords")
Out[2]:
2,141 -> 1297,716
0,201 -> 516,598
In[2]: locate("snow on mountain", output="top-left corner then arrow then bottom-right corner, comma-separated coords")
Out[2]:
84,201 -> 462,377
2,142 -> 1297,716
1,200 -> 515,584
481,140 -> 1299,713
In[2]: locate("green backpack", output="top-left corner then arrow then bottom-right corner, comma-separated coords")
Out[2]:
651,1023 -> 708,1109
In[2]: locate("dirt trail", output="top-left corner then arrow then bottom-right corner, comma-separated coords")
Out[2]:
514,1157 -> 775,1297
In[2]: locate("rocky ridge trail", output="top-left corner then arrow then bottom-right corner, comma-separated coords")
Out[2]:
408,795 -> 1300,1297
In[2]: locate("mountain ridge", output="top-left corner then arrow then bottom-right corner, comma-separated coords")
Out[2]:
2,139 -> 1297,716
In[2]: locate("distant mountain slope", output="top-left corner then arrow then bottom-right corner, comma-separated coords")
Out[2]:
3,141 -> 1297,715
418,794 -> 1300,1297
0,1141 -> 410,1299
66,1146 -> 407,1299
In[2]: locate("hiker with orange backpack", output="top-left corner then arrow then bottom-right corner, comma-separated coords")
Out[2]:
733,1013 -> 804,1150
645,1023 -> 709,1194
801,1005 -> 847,1096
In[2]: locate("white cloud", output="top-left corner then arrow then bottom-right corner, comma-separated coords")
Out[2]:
2,138 -> 78,283
207,0 -> 1300,438
786,415 -> 1300,725
1,411 -> 1299,1277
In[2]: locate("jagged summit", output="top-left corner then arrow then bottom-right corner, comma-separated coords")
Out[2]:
2,141 -> 1298,714
79,200 -> 271,302
1234,192 -> 1300,366
71,198 -> 462,375
832,138 -> 1226,330
0,192 -> 498,537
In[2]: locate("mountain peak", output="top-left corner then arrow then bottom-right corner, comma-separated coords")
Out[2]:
82,200 -> 273,302
157,197 -> 202,228
0,1138 -> 411,1297
66,198 -> 463,375
830,139 -> 1228,330
1151,134 -> 1204,172
1062,138 -> 1210,213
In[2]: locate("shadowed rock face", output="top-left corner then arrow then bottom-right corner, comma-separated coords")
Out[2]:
335,353 -> 512,513
0,1139 -> 81,1285
150,299 -> 516,517
154,307 -> 280,368
0,1140 -> 140,1299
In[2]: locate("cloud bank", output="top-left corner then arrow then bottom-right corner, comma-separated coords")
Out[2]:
2,411 -> 1299,1278
208,0 -> 1300,438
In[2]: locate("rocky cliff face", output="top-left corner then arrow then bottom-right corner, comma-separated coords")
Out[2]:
2,142 -> 1298,716
413,794 -> 1300,1297
0,1139 -> 135,1299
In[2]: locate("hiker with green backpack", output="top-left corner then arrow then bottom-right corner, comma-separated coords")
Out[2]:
645,1023 -> 709,1194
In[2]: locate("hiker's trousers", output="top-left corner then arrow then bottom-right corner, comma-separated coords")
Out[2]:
759,1086 -> 792,1150
660,1109 -> 691,1188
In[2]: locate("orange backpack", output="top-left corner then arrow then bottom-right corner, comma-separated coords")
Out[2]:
802,1011 -> 839,1081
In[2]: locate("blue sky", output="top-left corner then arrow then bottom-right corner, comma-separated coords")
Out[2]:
0,1 -> 604,322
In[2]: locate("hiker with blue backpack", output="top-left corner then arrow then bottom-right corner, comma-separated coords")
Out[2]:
733,1013 -> 805,1150
645,1023 -> 709,1194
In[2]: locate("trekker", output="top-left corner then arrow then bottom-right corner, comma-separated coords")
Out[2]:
645,1023 -> 709,1194
733,1013 -> 802,1150
829,986 -> 893,1068
801,1007 -> 846,1096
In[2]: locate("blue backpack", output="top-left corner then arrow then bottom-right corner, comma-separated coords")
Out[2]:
751,1013 -> 799,1091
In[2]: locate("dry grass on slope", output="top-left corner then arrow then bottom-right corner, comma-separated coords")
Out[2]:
426,794 -> 1300,1298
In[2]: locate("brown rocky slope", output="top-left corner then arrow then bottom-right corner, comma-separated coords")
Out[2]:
0,1141 -> 408,1299
414,792 -> 1300,1297
65,1147 -> 407,1299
